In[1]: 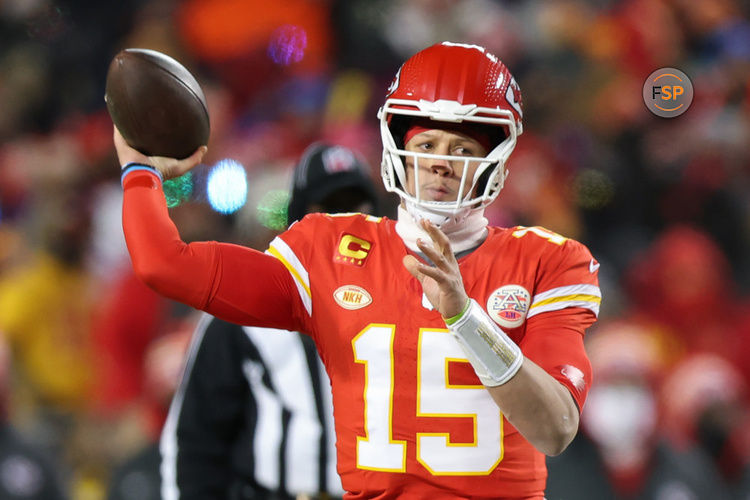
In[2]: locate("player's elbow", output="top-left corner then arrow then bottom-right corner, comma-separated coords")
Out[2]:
129,243 -> 209,310
542,431 -> 575,457
541,412 -> 579,456
131,252 -> 178,295
131,256 -> 165,290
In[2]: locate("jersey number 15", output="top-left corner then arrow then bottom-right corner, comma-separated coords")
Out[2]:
352,324 -> 505,475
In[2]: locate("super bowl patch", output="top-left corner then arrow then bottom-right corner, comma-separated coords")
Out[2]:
487,285 -> 530,329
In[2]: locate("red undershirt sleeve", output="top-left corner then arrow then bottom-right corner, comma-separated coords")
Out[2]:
121,170 -> 303,332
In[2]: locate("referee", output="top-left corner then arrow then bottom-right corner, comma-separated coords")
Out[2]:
160,143 -> 380,500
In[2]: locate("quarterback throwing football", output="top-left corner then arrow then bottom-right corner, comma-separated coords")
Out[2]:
115,42 -> 601,499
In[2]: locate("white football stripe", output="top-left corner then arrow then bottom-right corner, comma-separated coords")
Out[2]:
267,237 -> 312,316
528,284 -> 602,318
528,299 -> 600,318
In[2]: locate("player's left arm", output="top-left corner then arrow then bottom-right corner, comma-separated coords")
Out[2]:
404,220 -> 598,456
484,308 -> 593,456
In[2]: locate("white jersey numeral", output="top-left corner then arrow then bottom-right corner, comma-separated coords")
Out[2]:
352,325 -> 407,471
352,325 -> 504,475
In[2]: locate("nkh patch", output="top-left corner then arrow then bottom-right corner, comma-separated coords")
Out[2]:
333,285 -> 372,310
487,284 -> 530,329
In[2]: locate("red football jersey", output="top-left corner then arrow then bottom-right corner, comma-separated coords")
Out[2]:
122,167 -> 599,499
267,213 -> 600,499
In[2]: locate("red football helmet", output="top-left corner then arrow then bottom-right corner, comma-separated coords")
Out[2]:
378,42 -> 523,225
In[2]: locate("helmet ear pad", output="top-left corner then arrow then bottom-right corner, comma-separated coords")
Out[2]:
475,167 -> 492,198
388,115 -> 411,151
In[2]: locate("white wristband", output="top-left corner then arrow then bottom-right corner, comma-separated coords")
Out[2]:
447,299 -> 523,386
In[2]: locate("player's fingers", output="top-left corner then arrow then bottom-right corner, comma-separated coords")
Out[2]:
420,219 -> 454,260
174,145 -> 208,174
113,125 -> 149,167
403,254 -> 448,284
414,264 -> 449,284
415,238 -> 452,272
113,125 -> 123,144
417,236 -> 461,277
405,252 -> 452,285
189,145 -> 208,163
152,158 -> 187,180
151,146 -> 207,180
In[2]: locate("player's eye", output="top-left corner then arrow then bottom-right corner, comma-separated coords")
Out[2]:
452,145 -> 474,156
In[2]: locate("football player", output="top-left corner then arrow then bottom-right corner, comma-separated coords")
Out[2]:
114,42 -> 601,499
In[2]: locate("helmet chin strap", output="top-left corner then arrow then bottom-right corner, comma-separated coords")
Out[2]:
397,202 -> 489,254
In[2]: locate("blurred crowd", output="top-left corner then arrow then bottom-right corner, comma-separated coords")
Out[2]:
0,0 -> 750,498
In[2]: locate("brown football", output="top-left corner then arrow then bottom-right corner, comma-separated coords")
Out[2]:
105,48 -> 210,159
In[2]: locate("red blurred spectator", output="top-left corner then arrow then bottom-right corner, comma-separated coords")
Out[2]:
661,353 -> 750,496
625,225 -> 750,385
546,320 -> 732,499
581,321 -> 669,492
105,327 -> 193,500
91,199 -> 231,440
487,131 -> 583,239
91,271 -> 172,417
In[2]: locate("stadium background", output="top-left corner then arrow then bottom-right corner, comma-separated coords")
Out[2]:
0,0 -> 749,498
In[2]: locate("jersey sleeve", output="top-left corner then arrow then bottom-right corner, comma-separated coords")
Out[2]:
527,237 -> 601,321
521,308 -> 593,410
265,214 -> 328,321
522,237 -> 600,410
122,169 -> 303,332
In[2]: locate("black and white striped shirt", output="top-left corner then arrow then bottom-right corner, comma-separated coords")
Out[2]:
160,313 -> 343,499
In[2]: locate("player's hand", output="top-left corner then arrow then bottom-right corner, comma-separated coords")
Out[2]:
402,219 -> 469,319
113,126 -> 207,180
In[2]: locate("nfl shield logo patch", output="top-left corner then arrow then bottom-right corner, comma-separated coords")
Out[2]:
487,285 -> 530,329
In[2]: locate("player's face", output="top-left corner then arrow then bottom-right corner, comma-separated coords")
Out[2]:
403,129 -> 489,203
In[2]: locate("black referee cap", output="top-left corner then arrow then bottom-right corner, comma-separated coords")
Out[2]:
287,143 -> 379,224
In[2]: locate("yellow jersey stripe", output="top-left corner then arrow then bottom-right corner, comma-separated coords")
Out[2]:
530,293 -> 602,309
267,246 -> 311,299
266,239 -> 313,317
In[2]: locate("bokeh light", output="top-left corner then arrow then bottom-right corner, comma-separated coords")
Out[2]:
207,159 -> 248,214
163,172 -> 194,208
573,168 -> 615,210
267,24 -> 307,66
256,189 -> 290,231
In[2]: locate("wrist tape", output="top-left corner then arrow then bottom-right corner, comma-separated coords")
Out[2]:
446,299 -> 523,386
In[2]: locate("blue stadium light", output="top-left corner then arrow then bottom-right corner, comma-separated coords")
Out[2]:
207,159 -> 247,214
